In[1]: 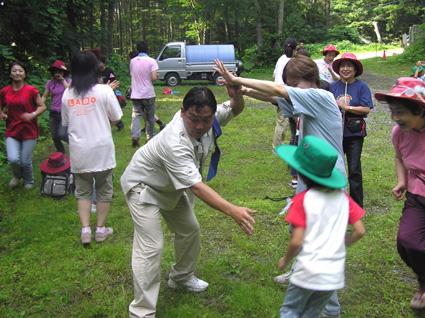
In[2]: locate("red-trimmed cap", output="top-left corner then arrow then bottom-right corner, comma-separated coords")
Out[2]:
321,44 -> 340,56
375,77 -> 425,108
332,52 -> 363,77
49,60 -> 68,72
39,152 -> 71,174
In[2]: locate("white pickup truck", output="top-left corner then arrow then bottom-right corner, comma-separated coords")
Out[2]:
156,42 -> 243,86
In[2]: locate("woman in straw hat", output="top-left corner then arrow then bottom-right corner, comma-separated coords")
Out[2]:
330,52 -> 373,208
375,77 -> 425,309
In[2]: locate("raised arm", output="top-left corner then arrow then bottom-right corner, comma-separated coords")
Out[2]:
214,59 -> 289,100
241,87 -> 278,104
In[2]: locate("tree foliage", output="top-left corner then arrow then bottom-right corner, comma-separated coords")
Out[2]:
0,0 -> 423,82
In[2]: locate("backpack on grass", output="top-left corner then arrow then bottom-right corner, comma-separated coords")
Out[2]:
39,152 -> 74,199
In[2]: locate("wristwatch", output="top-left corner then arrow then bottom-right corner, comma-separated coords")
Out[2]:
349,106 -> 353,111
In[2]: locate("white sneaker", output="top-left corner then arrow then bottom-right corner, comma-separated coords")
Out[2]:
273,271 -> 292,284
168,275 -> 209,292
9,177 -> 20,189
24,183 -> 34,190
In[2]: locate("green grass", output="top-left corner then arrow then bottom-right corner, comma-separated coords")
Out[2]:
1,58 -> 424,317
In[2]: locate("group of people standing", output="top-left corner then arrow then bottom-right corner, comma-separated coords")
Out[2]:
1,38 -> 424,318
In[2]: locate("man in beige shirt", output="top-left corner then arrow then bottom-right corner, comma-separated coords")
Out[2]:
121,85 -> 255,318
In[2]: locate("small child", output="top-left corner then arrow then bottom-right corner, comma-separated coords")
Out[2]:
275,135 -> 366,317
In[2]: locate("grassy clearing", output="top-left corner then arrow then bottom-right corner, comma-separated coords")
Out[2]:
0,59 -> 424,318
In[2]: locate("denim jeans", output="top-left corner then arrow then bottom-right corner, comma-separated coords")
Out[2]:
131,98 -> 156,141
280,283 -> 334,318
6,137 -> 37,185
49,111 -> 68,153
343,136 -> 364,207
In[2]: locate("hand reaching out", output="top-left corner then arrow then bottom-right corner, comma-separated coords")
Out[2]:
214,59 -> 239,86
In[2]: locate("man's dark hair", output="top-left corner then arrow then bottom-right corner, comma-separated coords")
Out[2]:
182,87 -> 217,113
284,37 -> 297,58
387,97 -> 425,117
283,55 -> 320,88
137,41 -> 149,54
70,51 -> 99,96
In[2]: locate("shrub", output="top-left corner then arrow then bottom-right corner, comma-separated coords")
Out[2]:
396,24 -> 425,64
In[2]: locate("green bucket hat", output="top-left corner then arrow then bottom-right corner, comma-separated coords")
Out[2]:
276,135 -> 346,189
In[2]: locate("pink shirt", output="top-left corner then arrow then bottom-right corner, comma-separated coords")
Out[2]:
130,54 -> 158,99
392,125 -> 425,197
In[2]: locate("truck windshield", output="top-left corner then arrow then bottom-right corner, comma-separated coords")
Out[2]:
160,45 -> 181,60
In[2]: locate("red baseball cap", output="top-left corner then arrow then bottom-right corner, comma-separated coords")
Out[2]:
321,44 -> 340,56
332,52 -> 363,77
49,60 -> 68,72
375,77 -> 425,108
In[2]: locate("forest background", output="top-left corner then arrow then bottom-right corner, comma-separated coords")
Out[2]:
0,0 -> 424,163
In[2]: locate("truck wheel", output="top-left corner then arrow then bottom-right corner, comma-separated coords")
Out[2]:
213,73 -> 225,86
165,73 -> 181,87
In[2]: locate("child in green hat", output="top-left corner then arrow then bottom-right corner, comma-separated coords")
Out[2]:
275,135 -> 366,317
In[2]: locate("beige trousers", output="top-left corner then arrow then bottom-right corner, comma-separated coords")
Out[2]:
272,109 -> 287,150
126,185 -> 200,318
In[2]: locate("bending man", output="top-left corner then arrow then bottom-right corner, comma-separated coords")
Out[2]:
121,85 -> 255,318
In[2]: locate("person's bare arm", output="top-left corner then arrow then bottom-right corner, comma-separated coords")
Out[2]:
392,156 -> 407,200
151,70 -> 158,81
41,89 -> 50,104
278,227 -> 304,270
20,94 -> 46,122
345,220 -> 366,246
191,181 -> 255,235
241,87 -> 278,104
214,59 -> 289,100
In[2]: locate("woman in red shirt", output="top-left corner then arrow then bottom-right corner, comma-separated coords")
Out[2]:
0,61 -> 46,189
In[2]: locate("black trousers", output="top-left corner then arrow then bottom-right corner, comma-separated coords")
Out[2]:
343,136 -> 364,207
49,111 -> 68,153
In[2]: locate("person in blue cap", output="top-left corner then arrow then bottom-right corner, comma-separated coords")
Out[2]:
275,135 -> 366,317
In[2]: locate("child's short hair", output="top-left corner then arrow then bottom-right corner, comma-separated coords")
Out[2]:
299,173 -> 324,189
283,56 -> 320,87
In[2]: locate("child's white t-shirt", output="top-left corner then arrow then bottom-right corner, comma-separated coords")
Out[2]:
285,188 -> 364,291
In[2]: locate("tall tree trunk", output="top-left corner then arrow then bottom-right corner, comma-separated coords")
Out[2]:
117,0 -> 123,55
107,0 -> 115,57
254,0 -> 263,47
372,21 -> 382,43
324,0 -> 330,30
274,0 -> 285,50
100,0 -> 107,53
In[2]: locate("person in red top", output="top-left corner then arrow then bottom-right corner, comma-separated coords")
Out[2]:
0,61 -> 46,189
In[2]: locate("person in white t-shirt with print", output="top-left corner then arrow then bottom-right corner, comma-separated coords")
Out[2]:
275,135 -> 366,318
62,51 -> 123,245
